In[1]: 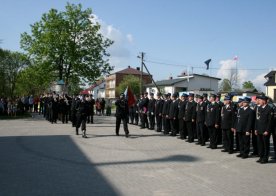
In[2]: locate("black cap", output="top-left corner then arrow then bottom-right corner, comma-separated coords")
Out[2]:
244,97 -> 251,103
197,95 -> 203,99
181,93 -> 188,97
258,95 -> 268,101
167,93 -> 171,96
210,94 -> 216,98
172,93 -> 178,98
202,93 -> 208,98
150,92 -> 154,96
224,96 -> 231,101
238,98 -> 244,103
188,93 -> 194,97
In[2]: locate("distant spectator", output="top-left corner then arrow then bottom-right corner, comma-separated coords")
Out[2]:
34,96 -> 39,113
95,99 -> 101,115
100,98 -> 106,115
29,95 -> 34,112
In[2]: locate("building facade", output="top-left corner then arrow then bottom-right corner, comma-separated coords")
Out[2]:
264,71 -> 276,101
105,66 -> 152,99
145,74 -> 221,97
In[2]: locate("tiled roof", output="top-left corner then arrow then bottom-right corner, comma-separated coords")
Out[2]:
264,71 -> 276,78
145,78 -> 187,87
116,67 -> 150,75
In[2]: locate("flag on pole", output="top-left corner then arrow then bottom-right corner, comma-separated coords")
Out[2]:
204,59 -> 211,70
233,56 -> 238,61
124,86 -> 136,106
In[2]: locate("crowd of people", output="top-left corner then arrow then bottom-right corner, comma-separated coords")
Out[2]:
121,91 -> 276,164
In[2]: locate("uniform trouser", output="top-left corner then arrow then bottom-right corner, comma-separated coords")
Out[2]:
237,132 -> 250,155
162,117 -> 167,132
252,132 -> 258,154
196,122 -> 205,144
272,132 -> 276,157
257,134 -> 270,160
235,133 -> 240,150
149,114 -> 155,129
116,116 -> 129,135
186,121 -> 194,142
76,115 -> 87,130
217,128 -> 222,145
222,129 -> 234,151
208,126 -> 218,148
61,112 -> 68,123
71,111 -> 77,126
179,118 -> 186,139
141,113 -> 149,128
170,118 -> 178,135
156,114 -> 162,131
165,118 -> 171,133
129,111 -> 135,123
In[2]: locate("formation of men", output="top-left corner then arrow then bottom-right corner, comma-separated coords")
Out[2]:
41,93 -> 96,138
132,91 -> 275,164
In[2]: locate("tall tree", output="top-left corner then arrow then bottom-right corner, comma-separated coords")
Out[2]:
219,78 -> 232,92
20,3 -> 113,86
242,81 -> 255,89
116,75 -> 140,97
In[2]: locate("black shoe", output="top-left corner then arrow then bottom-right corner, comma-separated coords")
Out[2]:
256,158 -> 262,163
221,149 -> 228,152
195,142 -> 201,145
242,154 -> 249,159
116,132 -> 119,136
125,133 -> 129,138
261,159 -> 268,164
82,135 -> 88,138
206,146 -> 211,148
201,143 -> 206,146
236,154 -> 243,157
250,153 -> 258,157
228,150 -> 233,154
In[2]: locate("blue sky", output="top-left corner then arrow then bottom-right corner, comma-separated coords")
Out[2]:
1,0 -> 276,90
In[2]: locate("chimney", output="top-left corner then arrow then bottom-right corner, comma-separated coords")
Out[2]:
136,67 -> 140,71
169,76 -> 173,80
128,65 -> 131,68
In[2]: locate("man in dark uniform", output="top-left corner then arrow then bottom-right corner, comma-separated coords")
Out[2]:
169,93 -> 179,136
87,95 -> 95,124
236,97 -> 254,159
195,95 -> 206,145
71,95 -> 78,127
250,96 -> 260,157
155,92 -> 164,132
162,93 -> 169,134
75,95 -> 89,138
205,94 -> 220,149
178,93 -> 188,140
255,95 -> 273,163
221,96 -> 235,154
139,92 -> 149,129
115,93 -> 129,137
163,93 -> 172,135
216,93 -> 223,145
148,93 -> 156,130
202,93 -> 209,142
233,98 -> 244,152
184,93 -> 196,143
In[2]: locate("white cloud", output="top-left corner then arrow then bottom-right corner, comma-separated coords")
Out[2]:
90,14 -> 134,69
252,73 -> 266,91
216,59 -> 248,88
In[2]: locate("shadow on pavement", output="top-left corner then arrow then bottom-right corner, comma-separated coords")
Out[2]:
0,135 -> 119,196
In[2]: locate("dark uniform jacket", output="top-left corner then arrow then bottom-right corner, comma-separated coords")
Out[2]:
184,100 -> 196,122
164,99 -> 172,116
76,100 -> 89,117
115,98 -> 129,118
178,100 -> 187,119
169,99 -> 179,119
255,104 -> 273,134
205,102 -> 220,127
155,98 -> 164,116
196,101 -> 206,123
148,98 -> 156,114
236,106 -> 254,133
221,104 -> 235,129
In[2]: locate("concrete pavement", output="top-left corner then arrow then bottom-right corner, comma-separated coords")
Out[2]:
0,114 -> 276,196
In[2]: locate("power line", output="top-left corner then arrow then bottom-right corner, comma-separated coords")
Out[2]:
144,59 -> 272,71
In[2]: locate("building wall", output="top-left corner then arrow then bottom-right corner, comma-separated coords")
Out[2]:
267,86 -> 276,101
186,76 -> 219,92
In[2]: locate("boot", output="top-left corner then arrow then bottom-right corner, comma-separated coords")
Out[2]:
82,130 -> 88,138
76,128 -> 79,135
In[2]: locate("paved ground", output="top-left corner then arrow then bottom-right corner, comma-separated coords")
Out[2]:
1,114 -> 276,196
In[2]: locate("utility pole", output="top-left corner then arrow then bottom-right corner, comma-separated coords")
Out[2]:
139,52 -> 145,95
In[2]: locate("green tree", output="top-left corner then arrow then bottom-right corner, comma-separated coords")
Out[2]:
0,49 -> 28,97
219,78 -> 232,92
242,81 -> 255,89
20,3 -> 113,87
116,75 -> 140,97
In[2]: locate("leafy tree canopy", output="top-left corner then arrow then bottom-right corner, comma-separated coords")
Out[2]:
242,81 -> 255,89
20,3 -> 114,86
116,75 -> 140,97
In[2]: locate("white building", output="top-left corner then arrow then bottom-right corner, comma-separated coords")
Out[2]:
145,74 -> 221,97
